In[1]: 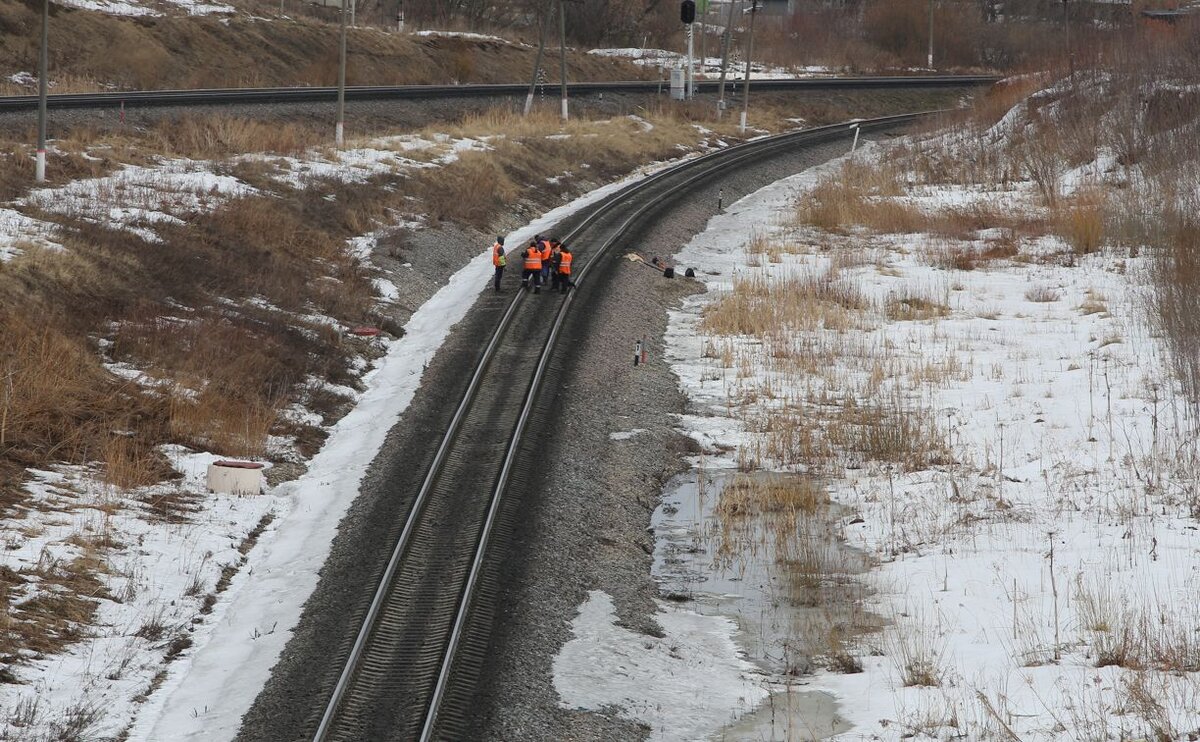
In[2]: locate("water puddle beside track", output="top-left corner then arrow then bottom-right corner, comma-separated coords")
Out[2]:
652,469 -> 876,741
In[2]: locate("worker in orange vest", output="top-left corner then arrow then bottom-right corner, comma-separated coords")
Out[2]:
491,236 -> 506,292
539,235 -> 554,285
521,239 -> 543,294
557,244 -> 574,294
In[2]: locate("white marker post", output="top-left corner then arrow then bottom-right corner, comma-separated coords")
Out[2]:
35,0 -> 48,183
850,123 -> 861,153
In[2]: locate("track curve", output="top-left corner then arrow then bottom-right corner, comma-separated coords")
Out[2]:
299,111 -> 934,742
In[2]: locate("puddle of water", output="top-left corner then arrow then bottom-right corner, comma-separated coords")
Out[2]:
652,469 -> 871,741
714,688 -> 851,741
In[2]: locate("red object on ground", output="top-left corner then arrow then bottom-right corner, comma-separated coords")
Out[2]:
213,460 -> 265,470
350,326 -> 381,337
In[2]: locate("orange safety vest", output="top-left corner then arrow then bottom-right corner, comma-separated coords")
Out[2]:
540,241 -> 552,262
524,249 -> 542,270
559,251 -> 573,275
492,243 -> 505,267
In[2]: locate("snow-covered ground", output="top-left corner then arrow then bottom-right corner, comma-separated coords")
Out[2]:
53,0 -> 232,17
589,48 -> 834,79
24,159 -> 255,243
559,118 -> 1200,739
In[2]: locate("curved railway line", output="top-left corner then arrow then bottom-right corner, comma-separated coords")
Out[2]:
0,76 -> 998,112
301,111 -> 936,742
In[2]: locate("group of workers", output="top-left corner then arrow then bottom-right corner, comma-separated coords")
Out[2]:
491,234 -> 574,295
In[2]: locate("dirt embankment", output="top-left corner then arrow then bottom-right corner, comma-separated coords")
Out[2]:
0,0 -> 652,92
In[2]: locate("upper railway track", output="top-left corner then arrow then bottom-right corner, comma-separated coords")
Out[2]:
0,76 -> 997,112
283,111 -> 939,742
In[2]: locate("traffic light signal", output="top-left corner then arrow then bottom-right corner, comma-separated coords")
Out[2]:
681,0 -> 695,24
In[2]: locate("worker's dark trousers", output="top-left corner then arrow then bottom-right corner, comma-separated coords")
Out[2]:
493,266 -> 503,291
522,269 -> 541,292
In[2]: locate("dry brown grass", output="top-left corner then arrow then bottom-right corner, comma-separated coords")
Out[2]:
1149,211 -> 1200,417
414,150 -> 520,228
926,234 -> 1021,271
827,396 -> 947,472
798,181 -> 925,235
703,269 -> 873,338
148,116 -> 322,159
969,74 -> 1051,129
885,286 -> 950,321
0,311 -> 167,493
716,474 -> 828,520
1054,187 -> 1106,255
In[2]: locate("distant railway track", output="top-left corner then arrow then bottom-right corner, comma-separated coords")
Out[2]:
0,76 -> 998,112
306,110 -> 939,742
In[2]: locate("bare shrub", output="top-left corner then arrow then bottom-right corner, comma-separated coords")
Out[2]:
885,286 -> 950,321
884,613 -> 947,687
1014,124 -> 1065,207
47,700 -> 105,741
1148,211 -> 1200,416
1024,285 -> 1060,303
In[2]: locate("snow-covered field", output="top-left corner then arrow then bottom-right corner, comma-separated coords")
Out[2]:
564,120 -> 1200,740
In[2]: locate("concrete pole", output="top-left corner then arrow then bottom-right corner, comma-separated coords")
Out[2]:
686,22 -> 694,99
558,0 -> 568,121
927,0 -> 934,68
336,0 -> 347,147
739,0 -> 757,133
715,0 -> 737,118
36,0 -> 48,183
524,8 -> 549,116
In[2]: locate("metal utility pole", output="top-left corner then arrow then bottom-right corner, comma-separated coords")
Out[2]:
36,0 -> 48,183
558,0 -> 568,121
336,0 -> 347,147
715,0 -> 737,118
739,0 -> 757,133
927,0 -> 934,68
698,0 -> 708,83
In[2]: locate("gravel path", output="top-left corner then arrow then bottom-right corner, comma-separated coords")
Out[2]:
466,135 -> 871,741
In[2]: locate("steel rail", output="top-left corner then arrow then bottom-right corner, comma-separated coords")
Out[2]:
0,75 -> 998,112
314,109 -> 936,742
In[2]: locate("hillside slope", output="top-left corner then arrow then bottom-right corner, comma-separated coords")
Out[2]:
0,1 -> 652,92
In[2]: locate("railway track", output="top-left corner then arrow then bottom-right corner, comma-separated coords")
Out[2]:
0,76 -> 998,112
307,110 -> 935,742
